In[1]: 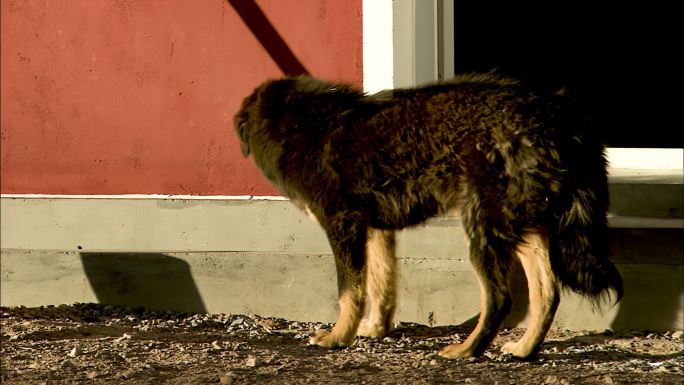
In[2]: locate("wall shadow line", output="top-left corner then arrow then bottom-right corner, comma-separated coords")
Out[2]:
228,0 -> 309,76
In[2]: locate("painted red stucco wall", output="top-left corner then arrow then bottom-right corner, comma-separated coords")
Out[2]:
1,0 -> 363,195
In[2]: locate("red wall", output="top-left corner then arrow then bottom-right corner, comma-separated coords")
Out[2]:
1,0 -> 362,195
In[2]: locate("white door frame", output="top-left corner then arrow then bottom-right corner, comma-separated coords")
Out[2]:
363,0 -> 454,93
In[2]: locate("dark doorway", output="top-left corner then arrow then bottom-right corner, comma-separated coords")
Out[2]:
453,2 -> 680,148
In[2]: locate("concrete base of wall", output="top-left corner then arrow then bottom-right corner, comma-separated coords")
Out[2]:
2,244 -> 682,332
2,179 -> 683,332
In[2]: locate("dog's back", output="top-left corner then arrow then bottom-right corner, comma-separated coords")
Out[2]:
345,75 -> 622,303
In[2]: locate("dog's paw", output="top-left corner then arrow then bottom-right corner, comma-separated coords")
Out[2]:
437,343 -> 477,359
308,330 -> 351,349
501,341 -> 534,359
356,319 -> 388,339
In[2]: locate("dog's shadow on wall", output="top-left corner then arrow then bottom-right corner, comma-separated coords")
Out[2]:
79,253 -> 207,313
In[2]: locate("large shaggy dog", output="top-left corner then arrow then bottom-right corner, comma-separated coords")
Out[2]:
234,74 -> 623,359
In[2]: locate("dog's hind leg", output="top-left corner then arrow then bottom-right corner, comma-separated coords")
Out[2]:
309,212 -> 367,348
439,227 -> 514,358
357,228 -> 396,339
501,230 -> 559,359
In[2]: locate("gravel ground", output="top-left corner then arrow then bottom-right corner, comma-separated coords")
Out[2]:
1,304 -> 682,384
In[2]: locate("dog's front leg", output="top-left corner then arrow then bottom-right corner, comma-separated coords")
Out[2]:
309,211 -> 367,348
357,228 -> 396,339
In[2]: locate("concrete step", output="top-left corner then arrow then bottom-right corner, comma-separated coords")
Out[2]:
606,148 -> 683,224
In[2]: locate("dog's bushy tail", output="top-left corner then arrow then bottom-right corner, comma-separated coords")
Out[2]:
548,153 -> 624,308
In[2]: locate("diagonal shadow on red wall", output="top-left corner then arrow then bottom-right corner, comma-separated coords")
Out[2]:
228,0 -> 309,76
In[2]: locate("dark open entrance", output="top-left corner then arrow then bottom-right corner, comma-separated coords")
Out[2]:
453,2 -> 679,148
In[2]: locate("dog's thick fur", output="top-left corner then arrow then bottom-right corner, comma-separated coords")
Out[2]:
234,74 -> 623,359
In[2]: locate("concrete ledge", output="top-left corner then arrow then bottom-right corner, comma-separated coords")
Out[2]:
1,196 -> 682,254
2,249 -> 682,332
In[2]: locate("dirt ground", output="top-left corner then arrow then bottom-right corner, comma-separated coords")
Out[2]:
1,304 -> 682,385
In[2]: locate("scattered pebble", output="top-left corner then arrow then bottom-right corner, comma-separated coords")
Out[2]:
86,370 -> 99,379
245,356 -> 259,367
120,370 -> 135,379
115,332 -> 135,343
220,372 -> 236,384
67,345 -> 82,357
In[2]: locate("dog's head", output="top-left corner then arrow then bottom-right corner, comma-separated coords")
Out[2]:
233,77 -> 303,157
234,76 -> 361,157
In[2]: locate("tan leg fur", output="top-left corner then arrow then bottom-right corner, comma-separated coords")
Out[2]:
501,231 -> 559,358
309,283 -> 364,348
357,228 -> 397,338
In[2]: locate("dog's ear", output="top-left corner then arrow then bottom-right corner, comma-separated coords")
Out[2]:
234,109 -> 252,157
239,132 -> 251,157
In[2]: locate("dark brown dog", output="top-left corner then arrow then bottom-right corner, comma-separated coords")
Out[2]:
234,74 -> 623,359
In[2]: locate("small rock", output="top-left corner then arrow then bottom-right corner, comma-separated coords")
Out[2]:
219,372 -> 236,384
212,340 -> 222,350
602,375 -> 615,384
544,375 -> 559,384
671,330 -> 683,339
115,332 -> 134,343
382,337 -> 397,344
67,345 -> 82,357
245,356 -> 259,367
120,370 -> 135,379
60,360 -> 75,368
429,359 -> 438,365
86,370 -> 99,379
